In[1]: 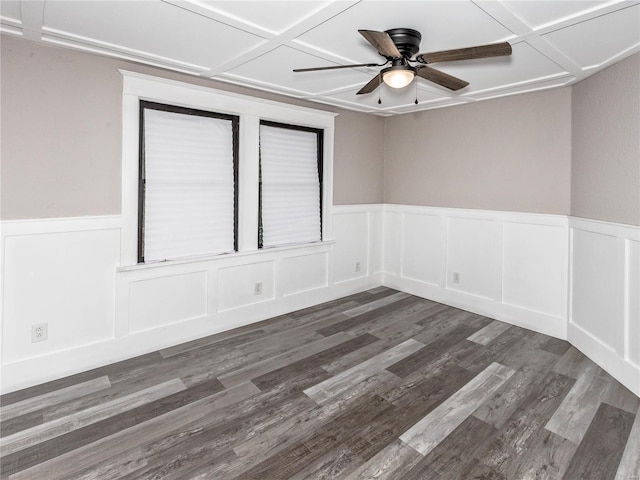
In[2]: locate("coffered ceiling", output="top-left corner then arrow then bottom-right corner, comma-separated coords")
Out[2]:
1,1 -> 639,115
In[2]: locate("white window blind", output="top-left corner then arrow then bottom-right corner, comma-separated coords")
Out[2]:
142,106 -> 236,262
259,124 -> 321,248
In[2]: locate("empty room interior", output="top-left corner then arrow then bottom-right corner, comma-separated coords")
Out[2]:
1,1 -> 639,479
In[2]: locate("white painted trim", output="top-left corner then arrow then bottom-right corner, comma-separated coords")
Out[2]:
116,240 -> 336,272
322,127 -> 335,242
237,115 -> 260,252
121,92 -> 141,265
1,216 -> 121,235
120,70 -> 337,123
384,203 -> 569,225
624,238 -> 640,370
332,204 -> 385,215
570,215 -> 640,240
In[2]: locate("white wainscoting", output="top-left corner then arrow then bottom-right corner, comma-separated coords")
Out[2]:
1,217 -> 121,365
332,206 -> 383,283
3,207 -> 638,398
0,205 -> 383,393
382,205 -> 569,340
568,217 -> 640,396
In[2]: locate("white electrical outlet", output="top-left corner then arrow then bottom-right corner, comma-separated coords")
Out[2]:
453,272 -> 461,284
254,282 -> 262,295
32,323 -> 48,343
355,261 -> 361,272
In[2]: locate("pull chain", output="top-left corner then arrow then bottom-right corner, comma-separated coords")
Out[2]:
378,75 -> 382,105
414,80 -> 418,105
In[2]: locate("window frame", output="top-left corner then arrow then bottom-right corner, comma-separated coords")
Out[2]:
258,120 -> 324,249
137,101 -> 240,263
120,70 -> 336,267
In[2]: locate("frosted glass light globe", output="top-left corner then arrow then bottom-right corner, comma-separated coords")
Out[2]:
382,68 -> 415,88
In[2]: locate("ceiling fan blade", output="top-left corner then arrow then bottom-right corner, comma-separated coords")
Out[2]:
293,63 -> 381,72
359,30 -> 402,58
416,66 -> 469,91
356,73 -> 383,95
416,42 -> 512,64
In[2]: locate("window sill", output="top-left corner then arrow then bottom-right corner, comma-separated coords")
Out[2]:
117,239 -> 335,272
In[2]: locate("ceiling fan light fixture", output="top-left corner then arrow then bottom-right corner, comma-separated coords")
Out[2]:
295,29 -> 513,96
382,66 -> 415,89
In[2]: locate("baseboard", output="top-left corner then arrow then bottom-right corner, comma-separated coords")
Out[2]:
383,273 -> 567,340
568,321 -> 640,397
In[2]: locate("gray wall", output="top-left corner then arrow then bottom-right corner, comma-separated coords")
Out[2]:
3,35 -> 638,223
1,36 -> 122,219
333,111 -> 385,205
383,88 -> 573,215
571,53 -> 640,226
0,36 -> 384,220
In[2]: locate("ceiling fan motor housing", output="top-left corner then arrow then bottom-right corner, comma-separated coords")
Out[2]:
385,28 -> 422,58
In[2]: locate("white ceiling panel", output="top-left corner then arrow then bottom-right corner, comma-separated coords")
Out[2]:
42,1 -> 265,69
295,1 -> 514,65
222,45 -> 373,95
2,0 -> 638,115
502,1 -> 610,30
542,4 -> 640,68
0,1 -> 22,23
197,0 -> 331,34
471,76 -> 575,101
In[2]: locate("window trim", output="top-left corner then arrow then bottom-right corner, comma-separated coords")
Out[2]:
137,101 -> 240,263
120,70 -> 336,267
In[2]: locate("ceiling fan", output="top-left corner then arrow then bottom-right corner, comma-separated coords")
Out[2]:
293,29 -> 512,94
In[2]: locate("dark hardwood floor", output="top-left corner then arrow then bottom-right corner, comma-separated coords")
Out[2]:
1,287 -> 638,479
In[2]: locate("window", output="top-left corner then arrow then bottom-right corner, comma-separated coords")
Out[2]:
138,101 -> 238,262
121,71 -> 335,267
259,121 -> 323,248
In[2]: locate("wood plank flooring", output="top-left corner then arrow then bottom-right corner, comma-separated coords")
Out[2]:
1,287 -> 638,479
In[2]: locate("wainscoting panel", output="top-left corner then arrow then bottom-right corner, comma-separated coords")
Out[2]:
383,211 -> 402,276
446,215 -> 500,300
1,218 -> 121,365
401,213 -> 442,286
570,227 -> 621,351
369,209 -> 384,275
218,261 -> 276,312
331,208 -> 371,283
569,217 -> 639,397
129,271 -> 209,333
281,252 -> 328,297
502,220 -> 568,318
383,206 -> 569,340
